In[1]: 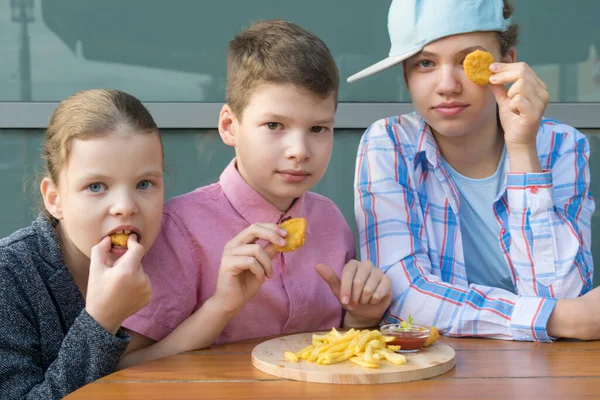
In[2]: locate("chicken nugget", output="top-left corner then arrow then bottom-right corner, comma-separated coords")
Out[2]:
110,233 -> 130,248
273,218 -> 306,252
423,326 -> 439,347
464,50 -> 495,86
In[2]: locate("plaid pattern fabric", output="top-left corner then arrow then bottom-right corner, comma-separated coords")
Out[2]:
355,113 -> 594,342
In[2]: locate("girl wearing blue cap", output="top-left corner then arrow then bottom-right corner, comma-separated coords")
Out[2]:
350,0 -> 600,341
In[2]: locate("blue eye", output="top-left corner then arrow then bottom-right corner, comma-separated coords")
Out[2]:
419,60 -> 434,68
88,183 -> 105,193
137,180 -> 153,190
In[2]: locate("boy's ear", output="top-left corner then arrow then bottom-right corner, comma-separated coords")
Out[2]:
501,47 -> 517,64
218,104 -> 238,148
40,177 -> 63,220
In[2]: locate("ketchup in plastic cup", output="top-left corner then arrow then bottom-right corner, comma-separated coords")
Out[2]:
380,324 -> 431,353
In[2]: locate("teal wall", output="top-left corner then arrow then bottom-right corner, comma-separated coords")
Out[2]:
2,0 -> 599,102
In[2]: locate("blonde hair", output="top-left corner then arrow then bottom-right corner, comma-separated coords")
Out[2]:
43,89 -> 160,185
226,19 -> 339,119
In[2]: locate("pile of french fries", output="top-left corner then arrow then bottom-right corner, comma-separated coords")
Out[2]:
284,328 -> 407,368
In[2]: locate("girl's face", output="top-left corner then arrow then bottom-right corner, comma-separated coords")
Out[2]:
404,31 -> 514,140
44,130 -> 164,266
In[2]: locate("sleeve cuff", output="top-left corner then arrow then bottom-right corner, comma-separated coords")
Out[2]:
506,172 -> 554,210
510,297 -> 557,342
80,309 -> 131,347
121,313 -> 173,342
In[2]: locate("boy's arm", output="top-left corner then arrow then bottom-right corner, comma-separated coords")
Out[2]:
119,297 -> 234,369
505,126 -> 594,297
119,223 -> 284,369
354,121 -> 555,342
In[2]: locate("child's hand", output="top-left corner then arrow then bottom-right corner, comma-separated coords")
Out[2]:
86,234 -> 152,335
212,223 -> 286,316
488,62 -> 550,152
315,261 -> 392,327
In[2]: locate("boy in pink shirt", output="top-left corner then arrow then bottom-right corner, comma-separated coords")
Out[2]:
118,20 -> 392,368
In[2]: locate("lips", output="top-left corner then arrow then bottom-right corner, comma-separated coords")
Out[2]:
433,102 -> 469,116
278,170 -> 310,183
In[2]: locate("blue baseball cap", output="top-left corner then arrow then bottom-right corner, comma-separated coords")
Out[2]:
347,0 -> 511,82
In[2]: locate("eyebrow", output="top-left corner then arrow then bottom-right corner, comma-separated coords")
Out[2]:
262,113 -> 334,125
417,45 -> 488,58
80,170 -> 163,181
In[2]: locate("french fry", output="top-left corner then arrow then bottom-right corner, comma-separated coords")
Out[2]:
349,357 -> 379,368
284,327 -> 407,369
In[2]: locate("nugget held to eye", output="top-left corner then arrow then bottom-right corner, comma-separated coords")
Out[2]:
273,218 -> 306,252
110,233 -> 130,248
464,50 -> 495,86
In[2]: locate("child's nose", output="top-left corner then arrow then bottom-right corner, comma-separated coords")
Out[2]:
109,190 -> 138,217
285,132 -> 310,161
436,65 -> 462,96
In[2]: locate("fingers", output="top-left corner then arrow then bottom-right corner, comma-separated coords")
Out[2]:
90,237 -> 111,269
370,274 -> 392,305
350,263 -> 373,306
341,261 -> 392,307
508,93 -> 544,124
488,62 -> 549,122
507,79 -> 549,112
116,234 -> 145,269
227,255 -> 267,282
226,224 -> 287,249
360,268 -> 384,305
224,243 -> 274,281
489,62 -> 533,84
263,243 -> 278,260
340,261 -> 358,307
315,263 -> 342,301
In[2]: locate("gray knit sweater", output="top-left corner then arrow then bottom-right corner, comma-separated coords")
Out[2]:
0,215 -> 130,399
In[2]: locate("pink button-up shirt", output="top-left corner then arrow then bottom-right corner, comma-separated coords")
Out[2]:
123,159 -> 355,345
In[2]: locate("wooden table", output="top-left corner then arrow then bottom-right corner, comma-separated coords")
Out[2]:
67,336 -> 600,399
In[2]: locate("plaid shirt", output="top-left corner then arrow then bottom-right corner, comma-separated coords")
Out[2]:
355,113 -> 594,342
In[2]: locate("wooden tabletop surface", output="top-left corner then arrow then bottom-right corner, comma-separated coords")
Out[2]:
66,336 -> 600,399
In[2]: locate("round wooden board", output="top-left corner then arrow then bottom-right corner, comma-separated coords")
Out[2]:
251,332 -> 455,384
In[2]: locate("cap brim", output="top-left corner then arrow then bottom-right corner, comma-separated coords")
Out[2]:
346,48 -> 421,83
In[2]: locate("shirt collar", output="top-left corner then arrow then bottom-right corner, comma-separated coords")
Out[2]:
220,159 -> 311,233
414,117 -> 441,169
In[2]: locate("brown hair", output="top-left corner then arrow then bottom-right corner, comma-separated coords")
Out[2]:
497,0 -> 519,55
43,89 -> 160,186
226,19 -> 339,119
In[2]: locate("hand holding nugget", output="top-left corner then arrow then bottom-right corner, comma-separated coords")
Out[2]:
316,260 -> 392,327
86,234 -> 151,334
213,223 -> 287,315
273,218 -> 306,252
488,61 -> 550,154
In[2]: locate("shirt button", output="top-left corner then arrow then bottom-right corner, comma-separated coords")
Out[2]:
530,186 -> 538,194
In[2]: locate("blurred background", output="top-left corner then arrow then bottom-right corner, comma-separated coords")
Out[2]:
1,0 -> 599,284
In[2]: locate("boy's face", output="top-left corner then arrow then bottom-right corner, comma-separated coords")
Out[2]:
45,131 -> 164,267
404,31 -> 513,139
220,82 -> 335,211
